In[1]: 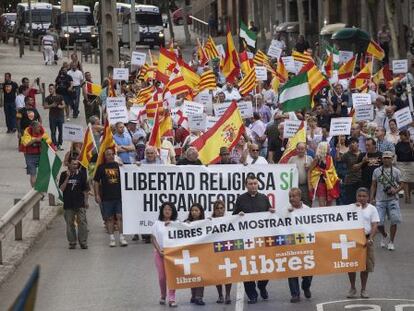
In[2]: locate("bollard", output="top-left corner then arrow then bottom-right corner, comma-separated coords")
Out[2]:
48,193 -> 56,206
14,199 -> 23,241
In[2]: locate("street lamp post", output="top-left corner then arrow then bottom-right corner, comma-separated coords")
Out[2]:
28,0 -> 34,51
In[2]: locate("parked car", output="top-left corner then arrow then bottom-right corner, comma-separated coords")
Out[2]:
0,13 -> 16,43
172,8 -> 192,25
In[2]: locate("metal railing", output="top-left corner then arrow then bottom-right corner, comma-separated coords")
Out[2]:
190,15 -> 209,38
0,190 -> 43,264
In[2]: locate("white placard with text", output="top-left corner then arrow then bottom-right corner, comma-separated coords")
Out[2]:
392,59 -> 408,74
113,68 -> 129,81
329,117 -> 353,136
131,51 -> 146,66
355,105 -> 374,121
183,100 -> 204,116
352,93 -> 372,107
62,124 -> 84,142
394,106 -> 413,129
283,120 -> 303,138
255,66 -> 267,81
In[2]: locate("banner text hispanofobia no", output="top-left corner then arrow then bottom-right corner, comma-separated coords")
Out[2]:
120,164 -> 298,234
163,206 -> 366,289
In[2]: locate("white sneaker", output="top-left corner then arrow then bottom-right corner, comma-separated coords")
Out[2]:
387,242 -> 395,251
380,235 -> 389,248
109,236 -> 116,247
119,234 -> 128,247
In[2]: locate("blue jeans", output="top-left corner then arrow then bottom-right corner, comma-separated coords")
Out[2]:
49,117 -> 64,146
4,101 -> 16,131
72,86 -> 81,116
288,276 -> 312,297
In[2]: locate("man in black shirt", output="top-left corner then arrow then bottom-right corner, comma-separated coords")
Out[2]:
17,96 -> 41,136
2,72 -> 18,133
233,174 -> 274,304
354,138 -> 382,189
44,84 -> 65,150
314,103 -> 331,128
55,68 -> 73,120
59,157 -> 89,249
94,148 -> 128,247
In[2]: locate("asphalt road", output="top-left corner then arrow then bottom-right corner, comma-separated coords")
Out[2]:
0,199 -> 413,311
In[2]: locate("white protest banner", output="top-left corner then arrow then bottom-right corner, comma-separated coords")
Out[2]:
206,116 -> 219,130
237,101 -> 253,119
131,51 -> 146,66
352,93 -> 372,107
163,206 -> 366,289
113,68 -> 129,80
282,56 -> 295,73
214,102 -> 232,118
339,50 -> 354,64
62,124 -> 84,142
267,43 -> 282,59
216,44 -> 225,58
188,114 -> 207,131
394,106 -> 413,129
294,61 -> 304,74
183,100 -> 204,116
392,59 -> 408,74
106,96 -> 126,109
121,164 -> 298,234
329,117 -> 353,136
355,105 -> 374,121
283,120 -> 303,138
196,90 -> 213,115
255,66 -> 267,81
107,105 -> 129,124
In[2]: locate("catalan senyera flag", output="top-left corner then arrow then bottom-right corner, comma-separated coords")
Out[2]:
135,85 -> 155,105
278,121 -> 306,163
93,120 -> 115,176
253,50 -> 269,66
204,36 -> 220,60
86,82 -> 102,96
292,50 -> 313,64
146,100 -> 163,120
276,58 -> 288,83
300,61 -> 329,98
324,53 -> 334,78
238,67 -> 257,96
239,50 -> 253,75
198,69 -> 217,92
156,48 -> 177,84
338,56 -> 356,79
165,75 -> 190,96
366,40 -> 385,60
192,101 -> 244,164
222,26 -> 240,83
78,124 -> 97,168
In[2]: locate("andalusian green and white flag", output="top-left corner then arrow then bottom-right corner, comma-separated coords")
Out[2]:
279,72 -> 311,112
326,45 -> 340,69
34,140 -> 62,200
239,21 -> 257,48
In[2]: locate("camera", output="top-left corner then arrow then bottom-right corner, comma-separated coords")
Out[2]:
383,185 -> 394,195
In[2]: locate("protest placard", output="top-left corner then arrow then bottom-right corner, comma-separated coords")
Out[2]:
216,44 -> 225,58
206,116 -> 219,130
112,68 -> 129,80
352,93 -> 372,107
339,50 -> 354,64
107,105 -> 129,124
121,164 -> 298,234
163,205 -> 366,289
183,100 -> 204,116
267,43 -> 282,59
255,66 -> 267,81
188,114 -> 207,131
394,106 -> 413,129
281,56 -> 295,73
355,105 -> 374,121
329,117 -> 352,136
106,97 -> 126,109
392,59 -> 408,74
131,51 -> 146,66
214,102 -> 232,118
237,101 -> 253,119
294,61 -> 304,74
283,120 -> 303,138
196,91 -> 213,115
62,124 -> 84,142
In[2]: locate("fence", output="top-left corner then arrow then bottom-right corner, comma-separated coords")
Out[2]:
190,15 -> 209,38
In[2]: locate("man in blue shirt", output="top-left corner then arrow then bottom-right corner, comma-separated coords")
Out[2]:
113,121 -> 136,164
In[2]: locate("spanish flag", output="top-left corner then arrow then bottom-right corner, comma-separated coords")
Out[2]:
366,39 -> 385,60
238,67 -> 257,96
338,56 -> 356,79
300,61 -> 329,98
85,82 -> 102,96
324,53 -> 334,78
309,155 -> 340,200
349,61 -> 372,89
278,121 -> 306,163
93,120 -> 115,176
222,25 -> 240,83
276,58 -> 288,83
239,50 -> 253,75
192,101 -> 244,164
156,47 -> 177,84
177,58 -> 200,88
148,110 -> 174,149
197,39 -> 209,66
78,124 -> 97,168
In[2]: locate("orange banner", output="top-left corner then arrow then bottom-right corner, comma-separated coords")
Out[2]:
164,206 -> 366,289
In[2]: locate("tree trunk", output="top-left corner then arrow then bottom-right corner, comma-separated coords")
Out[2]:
384,0 -> 399,59
182,2 -> 191,45
166,0 -> 175,41
297,0 -> 305,37
258,0 -> 266,50
395,0 -> 407,57
366,0 -> 378,35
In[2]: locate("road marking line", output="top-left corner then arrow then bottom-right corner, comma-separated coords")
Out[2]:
316,298 -> 414,311
235,282 -> 244,311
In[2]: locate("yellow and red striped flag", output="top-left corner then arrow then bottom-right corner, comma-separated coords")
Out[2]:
338,56 -> 356,79
148,110 -> 174,149
93,120 -> 115,176
107,78 -> 116,97
222,25 -> 240,83
279,121 -> 306,163
366,40 -> 385,60
253,50 -> 269,66
165,75 -> 190,96
292,50 -> 313,64
192,101 -> 245,164
198,69 -> 217,92
300,61 -> 329,98
85,82 -> 102,96
238,67 -> 257,96
204,36 -> 220,60
276,58 -> 288,83
156,48 -> 177,84
145,100 -> 163,120
324,53 -> 334,78
135,85 -> 155,105
78,124 -> 97,168
239,50 -> 253,75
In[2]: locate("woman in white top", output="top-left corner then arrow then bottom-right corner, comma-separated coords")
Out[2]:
151,202 -> 178,307
385,119 -> 400,145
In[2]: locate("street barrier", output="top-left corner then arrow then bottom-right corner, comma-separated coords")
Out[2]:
0,190 -> 42,264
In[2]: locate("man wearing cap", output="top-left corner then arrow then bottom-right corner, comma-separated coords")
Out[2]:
219,146 -> 237,164
370,151 -> 402,251
221,81 -> 241,102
